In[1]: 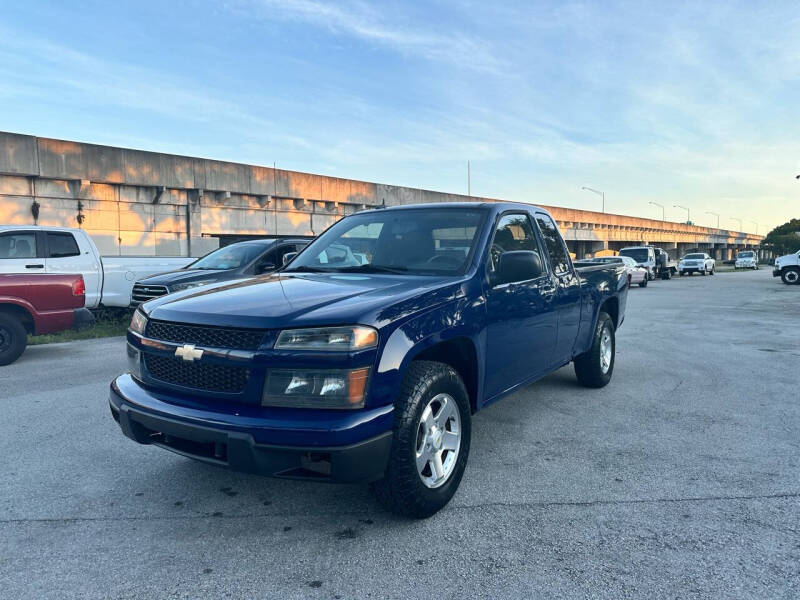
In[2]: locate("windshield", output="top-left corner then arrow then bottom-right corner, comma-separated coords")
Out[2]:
683,253 -> 704,260
619,248 -> 649,262
738,252 -> 754,258
189,243 -> 270,270
286,208 -> 486,275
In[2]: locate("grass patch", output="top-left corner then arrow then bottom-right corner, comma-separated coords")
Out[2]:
28,309 -> 132,345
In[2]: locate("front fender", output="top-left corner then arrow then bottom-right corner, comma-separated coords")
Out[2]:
370,292 -> 486,410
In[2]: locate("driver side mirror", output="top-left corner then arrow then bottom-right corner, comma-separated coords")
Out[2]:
282,252 -> 298,266
494,251 -> 543,285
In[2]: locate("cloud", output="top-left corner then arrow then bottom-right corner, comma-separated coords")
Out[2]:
232,0 -> 504,72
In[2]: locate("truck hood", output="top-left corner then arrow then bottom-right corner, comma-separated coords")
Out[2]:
142,272 -> 463,330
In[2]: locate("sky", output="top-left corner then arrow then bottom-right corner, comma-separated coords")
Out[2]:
1,0 -> 798,234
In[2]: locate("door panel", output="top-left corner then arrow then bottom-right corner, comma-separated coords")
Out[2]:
484,213 -> 558,399
534,213 -> 583,363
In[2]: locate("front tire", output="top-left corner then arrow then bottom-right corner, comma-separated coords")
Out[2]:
782,267 -> 800,285
574,311 -> 615,388
0,313 -> 27,366
371,361 -> 471,518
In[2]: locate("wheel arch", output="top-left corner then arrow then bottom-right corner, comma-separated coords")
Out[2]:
410,336 -> 480,414
0,301 -> 35,334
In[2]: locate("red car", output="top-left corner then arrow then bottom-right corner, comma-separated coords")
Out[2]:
0,273 -> 94,365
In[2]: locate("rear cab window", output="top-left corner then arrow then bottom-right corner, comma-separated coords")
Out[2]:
534,213 -> 571,274
45,232 -> 81,258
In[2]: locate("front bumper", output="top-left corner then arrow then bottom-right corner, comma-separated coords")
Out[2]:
773,267 -> 781,277
109,374 -> 393,483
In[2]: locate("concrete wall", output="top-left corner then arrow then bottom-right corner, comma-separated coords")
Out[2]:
0,132 -> 764,257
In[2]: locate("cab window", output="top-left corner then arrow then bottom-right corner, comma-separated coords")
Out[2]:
46,232 -> 81,258
488,213 -> 543,276
534,214 -> 570,274
0,232 -> 37,259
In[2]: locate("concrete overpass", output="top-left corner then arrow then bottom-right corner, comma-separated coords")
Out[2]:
0,132 -> 763,260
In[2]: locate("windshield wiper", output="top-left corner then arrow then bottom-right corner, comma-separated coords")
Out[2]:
337,264 -> 410,274
284,265 -> 326,273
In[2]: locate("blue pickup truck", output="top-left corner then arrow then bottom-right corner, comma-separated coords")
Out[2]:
111,202 -> 627,517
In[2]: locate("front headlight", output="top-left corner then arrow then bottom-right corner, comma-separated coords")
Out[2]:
129,310 -> 147,335
262,367 -> 370,409
274,326 -> 378,352
170,280 -> 215,292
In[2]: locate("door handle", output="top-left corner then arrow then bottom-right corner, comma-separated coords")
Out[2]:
538,284 -> 557,299
25,264 -> 45,269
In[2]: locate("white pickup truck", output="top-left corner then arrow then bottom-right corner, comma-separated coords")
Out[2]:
773,250 -> 800,284
0,225 -> 194,308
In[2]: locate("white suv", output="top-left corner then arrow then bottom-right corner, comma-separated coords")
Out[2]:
773,250 -> 800,284
679,252 -> 715,276
734,251 -> 758,270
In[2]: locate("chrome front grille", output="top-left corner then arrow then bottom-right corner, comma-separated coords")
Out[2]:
131,283 -> 169,304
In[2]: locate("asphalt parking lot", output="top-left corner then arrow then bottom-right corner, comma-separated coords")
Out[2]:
1,268 -> 799,599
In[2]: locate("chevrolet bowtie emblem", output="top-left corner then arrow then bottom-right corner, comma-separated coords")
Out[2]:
175,344 -> 203,362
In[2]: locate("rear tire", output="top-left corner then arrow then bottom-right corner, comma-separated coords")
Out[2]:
574,312 -> 615,388
371,360 -> 471,518
0,313 -> 27,366
782,267 -> 800,285
638,276 -> 647,288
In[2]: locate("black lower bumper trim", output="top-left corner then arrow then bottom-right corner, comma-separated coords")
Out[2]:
73,308 -> 95,330
109,397 -> 392,483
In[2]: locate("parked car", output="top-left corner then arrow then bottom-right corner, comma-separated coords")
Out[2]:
131,238 -> 309,305
651,247 -> 678,279
110,202 -> 628,518
0,226 -> 194,308
773,250 -> 800,284
0,273 -> 94,365
575,256 -> 648,287
619,246 -> 656,280
679,252 -> 715,276
734,251 -> 758,270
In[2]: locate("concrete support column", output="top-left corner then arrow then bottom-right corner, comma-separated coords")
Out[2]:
588,240 -> 609,256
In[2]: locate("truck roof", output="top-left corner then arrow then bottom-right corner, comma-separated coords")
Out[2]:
370,201 -> 550,216
0,224 -> 86,234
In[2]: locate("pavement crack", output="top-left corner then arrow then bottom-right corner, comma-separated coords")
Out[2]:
1,491 -> 798,526
450,490 -> 800,512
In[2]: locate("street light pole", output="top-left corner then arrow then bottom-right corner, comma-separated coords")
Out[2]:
674,204 -> 690,224
748,220 -> 758,235
730,217 -> 743,231
706,211 -> 720,228
581,187 -> 605,213
649,201 -> 665,221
